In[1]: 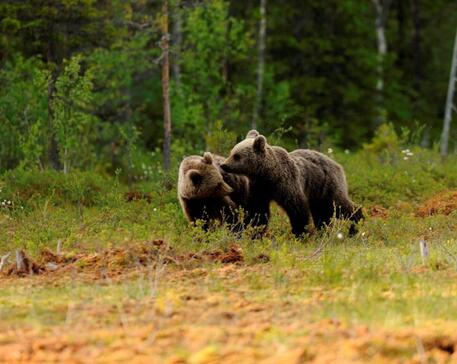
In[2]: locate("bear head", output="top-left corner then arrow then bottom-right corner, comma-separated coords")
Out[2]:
178,152 -> 234,200
221,130 -> 267,177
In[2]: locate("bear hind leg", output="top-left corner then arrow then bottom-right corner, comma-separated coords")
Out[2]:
310,202 -> 333,230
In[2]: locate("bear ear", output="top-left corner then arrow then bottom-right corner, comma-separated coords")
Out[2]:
246,130 -> 260,139
253,135 -> 266,153
202,152 -> 213,164
188,170 -> 203,186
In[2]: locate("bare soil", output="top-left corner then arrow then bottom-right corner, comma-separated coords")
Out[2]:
0,243 -> 456,363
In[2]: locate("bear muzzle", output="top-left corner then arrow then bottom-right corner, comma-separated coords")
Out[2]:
220,163 -> 231,172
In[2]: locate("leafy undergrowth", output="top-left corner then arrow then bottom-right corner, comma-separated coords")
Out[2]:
1,152 -> 457,362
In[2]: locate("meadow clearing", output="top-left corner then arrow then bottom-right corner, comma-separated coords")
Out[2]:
1,148 -> 457,363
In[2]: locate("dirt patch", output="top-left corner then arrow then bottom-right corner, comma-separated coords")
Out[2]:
366,205 -> 389,218
416,191 -> 457,217
0,241 -> 249,279
1,319 -> 456,363
187,245 -> 244,264
424,335 -> 456,354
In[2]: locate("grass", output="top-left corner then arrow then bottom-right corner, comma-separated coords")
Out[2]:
1,148 -> 457,362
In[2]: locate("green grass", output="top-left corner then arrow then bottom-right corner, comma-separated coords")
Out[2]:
1,149 -> 457,361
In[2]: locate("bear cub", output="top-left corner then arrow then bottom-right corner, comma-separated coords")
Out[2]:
221,130 -> 363,237
178,152 -> 250,231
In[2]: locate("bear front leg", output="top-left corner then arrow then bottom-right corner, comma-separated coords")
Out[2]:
182,198 -> 212,231
281,194 -> 311,238
245,189 -> 271,238
221,197 -> 244,233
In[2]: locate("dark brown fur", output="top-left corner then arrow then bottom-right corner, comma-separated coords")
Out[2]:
178,152 -> 250,231
221,130 -> 363,237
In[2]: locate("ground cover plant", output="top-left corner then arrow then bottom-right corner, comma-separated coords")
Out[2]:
1,146 -> 457,363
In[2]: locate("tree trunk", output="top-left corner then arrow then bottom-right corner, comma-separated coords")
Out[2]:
161,0 -> 172,172
441,28 -> 457,157
411,0 -> 423,114
47,75 -> 61,170
395,0 -> 406,68
252,0 -> 267,130
46,31 -> 61,171
372,0 -> 391,127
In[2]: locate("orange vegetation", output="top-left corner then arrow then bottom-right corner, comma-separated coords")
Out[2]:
416,191 -> 457,217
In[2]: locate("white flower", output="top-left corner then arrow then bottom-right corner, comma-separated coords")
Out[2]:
344,149 -> 350,154
337,232 -> 344,240
153,208 -> 157,212
403,156 -> 408,161
327,148 -> 333,154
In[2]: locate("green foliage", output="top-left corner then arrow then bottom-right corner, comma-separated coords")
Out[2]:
1,0 -> 457,173
53,55 -> 98,173
0,56 -> 50,169
340,148 -> 457,207
363,123 -> 400,157
204,120 -> 237,156
174,0 -> 254,142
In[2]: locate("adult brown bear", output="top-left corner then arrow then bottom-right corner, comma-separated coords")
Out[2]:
221,130 -> 363,237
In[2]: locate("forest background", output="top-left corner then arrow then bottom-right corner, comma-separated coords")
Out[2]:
1,0 -> 457,178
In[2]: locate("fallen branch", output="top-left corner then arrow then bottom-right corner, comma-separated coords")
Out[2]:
57,240 -> 62,255
0,252 -> 11,272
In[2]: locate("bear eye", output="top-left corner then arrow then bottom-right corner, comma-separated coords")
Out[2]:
233,154 -> 241,161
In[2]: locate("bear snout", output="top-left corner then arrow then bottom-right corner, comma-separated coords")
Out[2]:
220,164 -> 231,172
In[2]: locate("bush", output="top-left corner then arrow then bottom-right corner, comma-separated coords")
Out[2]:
339,148 -> 457,207
0,169 -> 117,208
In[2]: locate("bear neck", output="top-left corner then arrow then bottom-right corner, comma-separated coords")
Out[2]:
255,145 -> 298,185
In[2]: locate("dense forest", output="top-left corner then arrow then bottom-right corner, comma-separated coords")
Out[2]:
1,0 -> 457,175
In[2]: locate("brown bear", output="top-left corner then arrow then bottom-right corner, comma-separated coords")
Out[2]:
220,130 -> 363,237
178,152 -> 250,231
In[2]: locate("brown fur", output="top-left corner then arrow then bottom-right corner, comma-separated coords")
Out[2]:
221,130 -> 363,237
178,152 -> 250,231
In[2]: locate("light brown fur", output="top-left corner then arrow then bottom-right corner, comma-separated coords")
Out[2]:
178,152 -> 250,231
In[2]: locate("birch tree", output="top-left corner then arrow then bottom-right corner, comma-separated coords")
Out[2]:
441,29 -> 457,157
372,0 -> 392,126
